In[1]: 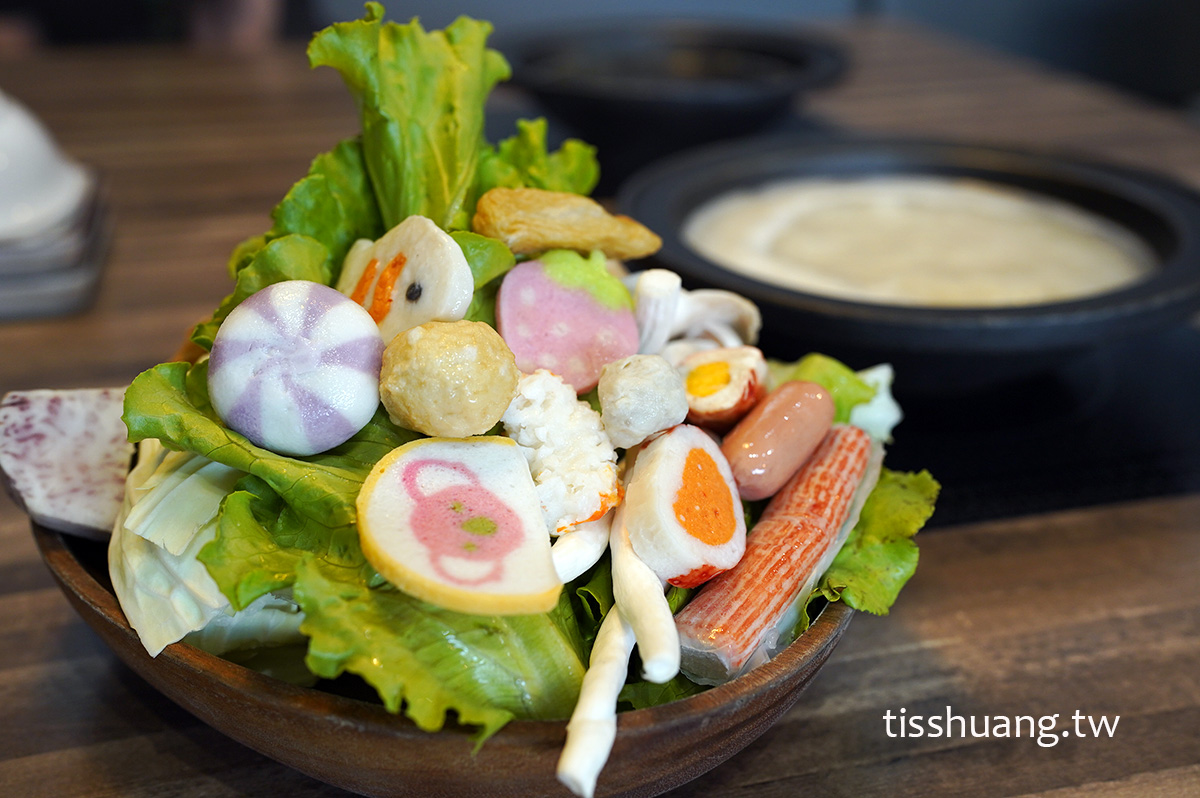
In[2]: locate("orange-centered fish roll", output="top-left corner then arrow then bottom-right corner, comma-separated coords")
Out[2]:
622,424 -> 746,589
674,424 -> 873,684
677,345 -> 768,432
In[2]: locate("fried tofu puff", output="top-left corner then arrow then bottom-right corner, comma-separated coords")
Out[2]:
473,187 -> 662,260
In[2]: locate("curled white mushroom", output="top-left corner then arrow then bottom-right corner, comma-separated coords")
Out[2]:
672,289 -> 761,347
557,605 -> 637,798
624,268 -> 682,354
609,498 -> 680,684
624,268 -> 762,355
659,337 -> 720,368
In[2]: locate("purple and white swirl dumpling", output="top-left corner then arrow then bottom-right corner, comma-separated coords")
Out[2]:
208,280 -> 385,456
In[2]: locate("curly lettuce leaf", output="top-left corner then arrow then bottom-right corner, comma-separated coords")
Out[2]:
309,4 -> 510,231
294,554 -> 585,738
199,477 -> 338,609
191,234 -> 331,350
478,117 -> 599,197
266,137 -> 384,273
202,471 -> 587,737
451,230 -> 515,288
198,139 -> 385,349
804,468 -> 939,625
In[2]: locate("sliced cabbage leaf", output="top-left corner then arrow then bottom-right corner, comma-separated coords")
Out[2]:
850,363 -> 904,442
109,440 -> 306,658
183,591 -> 306,659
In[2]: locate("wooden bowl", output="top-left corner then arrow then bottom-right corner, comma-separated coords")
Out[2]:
32,522 -> 853,798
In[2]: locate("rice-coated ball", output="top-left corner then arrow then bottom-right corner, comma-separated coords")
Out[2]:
380,320 -> 519,438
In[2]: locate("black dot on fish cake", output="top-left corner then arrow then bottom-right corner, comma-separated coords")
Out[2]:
406,283 -> 423,302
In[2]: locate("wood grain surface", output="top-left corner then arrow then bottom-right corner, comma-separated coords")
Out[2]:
1,20 -> 1198,798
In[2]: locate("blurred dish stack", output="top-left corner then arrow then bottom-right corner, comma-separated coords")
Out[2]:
0,90 -> 110,319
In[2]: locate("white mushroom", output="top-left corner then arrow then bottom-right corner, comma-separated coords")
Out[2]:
672,288 -> 761,348
608,496 -> 680,684
557,605 -> 637,798
624,268 -> 682,354
550,512 -> 613,583
625,269 -> 762,355
659,337 -> 720,368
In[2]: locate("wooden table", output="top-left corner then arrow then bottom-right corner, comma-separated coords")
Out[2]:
2,20 -> 1199,797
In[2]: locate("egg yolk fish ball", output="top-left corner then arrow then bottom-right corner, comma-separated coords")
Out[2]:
622,424 -> 746,589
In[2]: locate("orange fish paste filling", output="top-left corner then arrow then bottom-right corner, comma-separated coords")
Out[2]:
673,448 -> 737,546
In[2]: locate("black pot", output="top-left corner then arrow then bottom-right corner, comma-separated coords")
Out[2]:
617,135 -> 1200,395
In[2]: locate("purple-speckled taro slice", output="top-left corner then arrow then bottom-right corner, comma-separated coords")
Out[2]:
0,387 -> 133,539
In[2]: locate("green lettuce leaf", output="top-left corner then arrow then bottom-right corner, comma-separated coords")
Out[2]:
201,138 -> 386,349
804,468 -> 940,624
122,360 -> 417,530
266,137 -> 385,274
309,4 -> 510,231
228,137 -> 383,278
619,674 -> 707,710
769,353 -> 877,423
192,234 -> 332,350
451,230 -> 515,288
478,117 -> 599,196
199,478 -> 324,609
294,554 -> 586,738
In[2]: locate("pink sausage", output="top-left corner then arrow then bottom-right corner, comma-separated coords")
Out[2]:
720,381 -> 835,501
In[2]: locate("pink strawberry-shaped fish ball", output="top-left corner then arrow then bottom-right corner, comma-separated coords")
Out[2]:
208,280 -> 384,457
495,251 -> 639,393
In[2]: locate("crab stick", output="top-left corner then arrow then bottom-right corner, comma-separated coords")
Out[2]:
675,424 -> 881,685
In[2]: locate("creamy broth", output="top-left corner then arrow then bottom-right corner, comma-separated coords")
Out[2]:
682,176 -> 1157,307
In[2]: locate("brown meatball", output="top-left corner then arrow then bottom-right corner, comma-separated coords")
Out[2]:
380,320 -> 519,438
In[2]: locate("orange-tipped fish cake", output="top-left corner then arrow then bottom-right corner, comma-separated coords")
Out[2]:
622,424 -> 746,589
